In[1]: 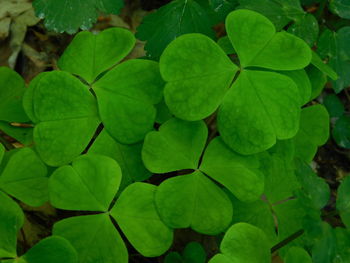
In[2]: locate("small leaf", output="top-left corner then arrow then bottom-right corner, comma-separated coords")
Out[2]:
323,94 -> 345,118
281,69 -> 311,105
333,115 -> 350,148
155,171 -> 233,235
183,242 -> 206,263
110,183 -> 173,257
0,122 -> 33,146
288,14 -> 319,47
142,118 -> 208,173
0,143 -> 4,164
160,33 -> 238,121
337,176 -> 350,228
329,0 -> 350,19
200,137 -> 264,202
311,51 -> 338,80
307,65 -> 327,100
49,154 -> 121,212
53,214 -> 128,263
58,28 -> 135,83
284,247 -> 312,263
93,59 -> 163,143
136,0 -> 215,59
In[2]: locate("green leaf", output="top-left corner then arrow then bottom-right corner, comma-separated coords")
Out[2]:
24,71 -> 100,166
284,247 -> 312,263
58,28 -> 135,83
183,242 -> 206,263
333,115 -> 350,148
0,148 -> 48,207
281,70 -> 311,105
49,154 -> 121,212
0,192 -> 24,258
311,223 -> 337,263
288,14 -> 319,47
318,27 -> 350,93
89,129 -> 151,189
0,67 -> 29,123
0,143 -> 4,164
215,223 -> 271,263
142,118 -> 208,173
337,176 -> 350,228
164,252 -> 183,263
32,0 -> 124,34
53,214 -> 128,263
226,9 -> 311,69
217,36 -> 235,55
136,0 -> 215,59
0,122 -> 33,146
160,33 -> 238,121
155,171 -> 233,235
238,0 -> 305,30
155,99 -> 173,124
330,0 -> 350,19
218,70 -> 300,154
93,59 -> 163,143
307,65 -> 327,100
208,254 -> 232,263
200,137 -> 264,202
294,104 -> 329,162
311,51 -> 338,81
110,183 -> 173,257
20,236 -> 78,263
323,94 -> 345,118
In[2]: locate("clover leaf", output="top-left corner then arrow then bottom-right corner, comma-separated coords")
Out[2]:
58,28 -> 135,84
49,154 -> 173,263
209,223 -> 271,263
0,147 -> 48,207
329,0 -> 350,19
284,246 -> 312,263
32,0 -> 124,34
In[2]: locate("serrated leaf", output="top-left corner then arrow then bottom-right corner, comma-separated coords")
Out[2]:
110,183 -> 173,257
58,28 -> 135,83
142,118 -> 208,173
93,59 -> 163,143
218,70 -> 300,154
155,171 -> 232,235
49,154 -> 121,212
136,0 -> 215,59
32,0 -> 124,34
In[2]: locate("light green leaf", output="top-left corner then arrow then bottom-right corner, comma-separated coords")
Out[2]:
333,115 -> 350,148
142,118 -> 208,173
89,129 -> 151,189
337,176 -> 350,228
136,0 -> 215,59
218,70 -> 300,154
0,122 -> 33,146
200,137 -> 264,202
58,28 -> 135,83
155,171 -> 233,235
219,223 -> 271,263
330,0 -> 350,19
307,65 -> 327,100
20,236 -> 78,263
93,59 -> 163,143
294,104 -> 329,162
33,0 -> 124,34
288,14 -> 319,46
281,70 -> 311,106
284,247 -> 312,263
111,183 -> 173,257
311,223 -> 337,263
0,192 -> 24,258
0,67 -> 29,122
24,71 -> 100,166
49,154 -> 121,212
0,143 -> 4,164
226,9 -> 311,69
208,254 -> 233,263
0,147 -> 48,207
160,33 -> 238,121
53,214 -> 127,263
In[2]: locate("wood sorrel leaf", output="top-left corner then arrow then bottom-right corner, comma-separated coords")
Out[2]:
160,33 -> 238,121
93,59 -> 163,143
284,247 -> 312,263
23,71 -> 100,166
155,171 -> 232,235
49,154 -> 121,212
58,28 -> 135,83
218,70 -> 300,154
142,118 -> 208,173
110,183 -> 173,257
281,69 -> 311,105
200,137 -> 264,202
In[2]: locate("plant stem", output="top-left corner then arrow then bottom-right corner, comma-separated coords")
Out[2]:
0,135 -> 14,150
271,229 -> 304,253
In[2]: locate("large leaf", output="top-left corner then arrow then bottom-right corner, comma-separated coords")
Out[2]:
337,176 -> 350,228
49,154 -> 121,212
58,28 -> 135,83
160,34 -> 238,120
53,214 -> 128,263
155,171 -> 232,235
136,0 -> 215,59
93,59 -> 163,143
200,137 -> 264,202
218,70 -> 300,154
281,70 -> 311,105
0,148 -> 48,207
142,118 -> 208,173
110,183 -> 173,257
330,0 -> 350,19
32,0 -> 124,34
23,71 -> 100,166
226,9 -> 311,69
0,67 -> 29,122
